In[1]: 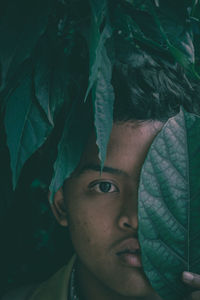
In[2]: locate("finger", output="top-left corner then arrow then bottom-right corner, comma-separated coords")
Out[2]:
182,271 -> 200,289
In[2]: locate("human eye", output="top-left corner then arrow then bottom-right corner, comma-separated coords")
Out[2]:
88,180 -> 119,194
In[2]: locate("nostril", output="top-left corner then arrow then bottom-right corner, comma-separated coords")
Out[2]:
123,222 -> 131,228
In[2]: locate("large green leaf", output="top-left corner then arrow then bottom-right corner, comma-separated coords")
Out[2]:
49,100 -> 92,202
85,0 -> 114,167
84,0 -> 107,101
92,43 -> 114,166
0,0 -> 53,92
89,0 -> 107,27
138,108 -> 200,300
5,73 -> 52,189
34,36 -> 68,126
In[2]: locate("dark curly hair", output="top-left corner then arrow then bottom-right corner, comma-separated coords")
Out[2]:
112,41 -> 200,122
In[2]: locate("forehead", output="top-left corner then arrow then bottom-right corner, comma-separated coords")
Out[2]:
75,121 -> 164,177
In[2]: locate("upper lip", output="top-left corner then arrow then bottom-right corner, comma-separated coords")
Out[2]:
116,238 -> 141,255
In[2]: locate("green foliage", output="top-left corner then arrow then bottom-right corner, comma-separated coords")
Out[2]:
1,0 -> 200,294
85,1 -> 114,166
5,69 -> 52,189
49,99 -> 92,201
34,36 -> 69,126
1,0 -> 200,190
138,108 -> 200,300
114,0 -> 199,77
92,43 -> 114,167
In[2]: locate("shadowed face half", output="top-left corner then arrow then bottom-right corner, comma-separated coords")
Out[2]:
52,121 -> 163,300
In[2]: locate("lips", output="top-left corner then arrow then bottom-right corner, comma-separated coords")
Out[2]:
116,238 -> 142,268
116,237 -> 140,254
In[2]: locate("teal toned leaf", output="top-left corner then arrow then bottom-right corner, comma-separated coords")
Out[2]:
5,74 -> 52,189
89,0 -> 107,27
169,45 -> 194,69
138,108 -> 200,300
148,3 -> 195,65
0,0 -> 53,91
115,0 -> 198,76
34,37 -> 68,125
85,0 -> 114,167
84,0 -> 108,102
49,101 -> 92,201
86,23 -> 113,102
93,44 -> 114,166
190,0 -> 200,19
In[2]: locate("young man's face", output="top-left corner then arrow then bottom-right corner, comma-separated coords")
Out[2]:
53,121 -> 163,299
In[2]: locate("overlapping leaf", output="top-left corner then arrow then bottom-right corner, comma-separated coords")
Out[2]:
49,100 -> 92,201
138,108 -> 200,300
86,0 -> 114,167
114,0 -> 199,77
34,36 -> 68,126
5,71 -> 52,189
92,26 -> 114,167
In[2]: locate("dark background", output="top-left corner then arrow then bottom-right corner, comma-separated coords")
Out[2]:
0,122 -> 74,297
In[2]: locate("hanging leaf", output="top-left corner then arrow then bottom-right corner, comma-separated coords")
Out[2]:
5,72 -> 52,189
84,0 -> 107,101
49,100 -> 92,202
0,0 -> 54,92
85,0 -> 114,167
92,42 -> 114,167
89,0 -> 107,27
138,108 -> 200,300
34,36 -> 69,126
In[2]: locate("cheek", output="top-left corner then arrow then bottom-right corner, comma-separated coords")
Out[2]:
68,208 -> 112,256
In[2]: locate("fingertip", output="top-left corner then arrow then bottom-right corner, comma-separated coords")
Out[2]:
182,271 -> 194,284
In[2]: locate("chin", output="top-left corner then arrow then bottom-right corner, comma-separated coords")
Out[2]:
114,270 -> 155,298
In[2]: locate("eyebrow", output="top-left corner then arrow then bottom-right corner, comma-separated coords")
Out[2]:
75,164 -> 129,177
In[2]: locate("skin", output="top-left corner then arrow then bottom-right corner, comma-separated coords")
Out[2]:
51,121 -> 200,300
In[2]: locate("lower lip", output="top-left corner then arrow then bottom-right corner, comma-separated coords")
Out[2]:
117,253 -> 142,268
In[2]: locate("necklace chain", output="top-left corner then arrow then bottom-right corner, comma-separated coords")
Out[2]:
69,264 -> 80,300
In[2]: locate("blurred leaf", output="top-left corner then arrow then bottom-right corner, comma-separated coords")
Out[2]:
155,0 -> 191,22
49,100 -> 92,201
187,0 -> 200,19
192,17 -> 200,74
34,36 -> 69,125
169,45 -> 194,68
5,72 -> 52,189
89,0 -> 107,27
115,0 -> 199,77
138,108 -> 200,300
0,0 -> 54,92
153,13 -> 195,64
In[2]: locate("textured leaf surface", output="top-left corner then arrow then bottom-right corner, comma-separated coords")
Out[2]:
84,0 -> 107,101
5,74 -> 52,189
86,0 -> 114,167
93,42 -> 114,166
138,109 -> 200,300
49,101 -> 92,201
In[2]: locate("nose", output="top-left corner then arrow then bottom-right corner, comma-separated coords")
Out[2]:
117,190 -> 138,232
